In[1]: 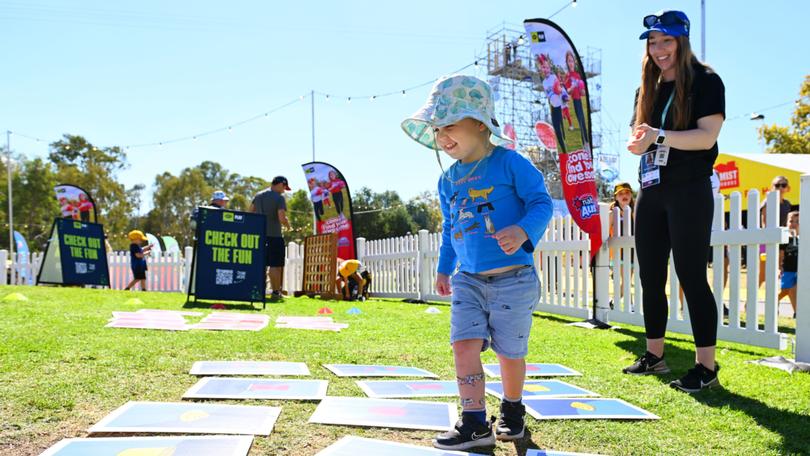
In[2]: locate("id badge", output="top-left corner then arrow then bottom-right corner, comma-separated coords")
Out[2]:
655,145 -> 670,166
641,151 -> 660,188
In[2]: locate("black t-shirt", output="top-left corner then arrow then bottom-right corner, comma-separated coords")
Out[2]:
780,236 -> 799,273
632,63 -> 726,185
760,199 -> 792,227
129,243 -> 147,271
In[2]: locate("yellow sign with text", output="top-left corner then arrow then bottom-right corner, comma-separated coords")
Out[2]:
714,153 -> 801,211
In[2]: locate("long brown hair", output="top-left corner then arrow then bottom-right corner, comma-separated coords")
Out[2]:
634,35 -> 703,130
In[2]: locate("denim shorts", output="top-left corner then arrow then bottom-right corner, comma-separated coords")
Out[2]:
450,265 -> 540,359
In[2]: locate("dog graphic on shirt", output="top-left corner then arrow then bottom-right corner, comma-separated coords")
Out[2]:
468,186 -> 494,202
457,209 -> 473,221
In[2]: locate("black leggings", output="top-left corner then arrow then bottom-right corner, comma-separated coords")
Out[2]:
635,178 -> 717,347
314,201 -> 324,221
550,106 -> 567,153
332,191 -> 344,215
572,98 -> 588,146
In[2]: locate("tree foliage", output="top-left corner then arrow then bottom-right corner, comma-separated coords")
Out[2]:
760,75 -> 810,154
49,135 -> 141,249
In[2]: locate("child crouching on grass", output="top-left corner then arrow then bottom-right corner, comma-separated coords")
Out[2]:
401,75 -> 553,451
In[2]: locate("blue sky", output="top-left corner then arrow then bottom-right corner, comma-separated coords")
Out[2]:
2,1 -> 807,213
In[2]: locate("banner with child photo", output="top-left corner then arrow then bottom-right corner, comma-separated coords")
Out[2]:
53,184 -> 97,224
524,18 -> 602,256
301,162 -> 357,260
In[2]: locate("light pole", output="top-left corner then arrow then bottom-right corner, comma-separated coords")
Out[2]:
751,113 -> 765,153
5,130 -> 13,259
701,0 -> 706,61
311,90 -> 315,162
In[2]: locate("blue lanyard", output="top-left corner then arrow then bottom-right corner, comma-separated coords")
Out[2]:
660,91 -> 675,127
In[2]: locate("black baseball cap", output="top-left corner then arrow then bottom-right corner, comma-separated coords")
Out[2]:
272,176 -> 291,190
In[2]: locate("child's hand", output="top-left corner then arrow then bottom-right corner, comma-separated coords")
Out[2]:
435,273 -> 451,296
494,225 -> 528,255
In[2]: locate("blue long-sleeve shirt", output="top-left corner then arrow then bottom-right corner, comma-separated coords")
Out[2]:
437,147 -> 553,275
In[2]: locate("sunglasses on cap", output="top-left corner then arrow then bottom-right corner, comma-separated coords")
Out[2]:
643,11 -> 689,29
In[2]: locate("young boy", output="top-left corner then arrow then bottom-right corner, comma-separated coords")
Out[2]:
124,230 -> 152,291
402,75 -> 553,450
779,211 -> 799,317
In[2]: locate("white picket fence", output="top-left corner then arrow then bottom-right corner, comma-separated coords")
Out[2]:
2,177 -> 807,354
284,231 -> 446,302
0,248 -> 195,292
599,190 -> 790,349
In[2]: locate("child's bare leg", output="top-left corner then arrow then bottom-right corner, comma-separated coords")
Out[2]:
138,279 -> 147,291
495,352 -> 528,441
453,339 -> 486,414
124,279 -> 138,290
788,287 -> 797,315
497,354 -> 525,401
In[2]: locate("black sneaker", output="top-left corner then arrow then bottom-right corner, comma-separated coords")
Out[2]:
433,414 -> 495,451
670,362 -> 720,393
269,291 -> 283,302
622,352 -> 670,375
496,400 -> 525,441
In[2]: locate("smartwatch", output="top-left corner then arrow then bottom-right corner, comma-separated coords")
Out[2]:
655,129 -> 666,145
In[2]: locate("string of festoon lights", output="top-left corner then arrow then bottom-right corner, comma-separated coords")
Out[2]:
7,0 -> 585,149
9,60 -> 482,151
7,0 -> 801,150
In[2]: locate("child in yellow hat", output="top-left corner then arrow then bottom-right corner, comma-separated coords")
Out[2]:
124,230 -> 152,291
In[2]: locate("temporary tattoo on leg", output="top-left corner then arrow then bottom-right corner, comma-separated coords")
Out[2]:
457,372 -> 485,387
461,398 -> 475,407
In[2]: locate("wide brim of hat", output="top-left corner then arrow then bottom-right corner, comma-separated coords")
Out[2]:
401,111 -> 512,151
639,24 -> 688,39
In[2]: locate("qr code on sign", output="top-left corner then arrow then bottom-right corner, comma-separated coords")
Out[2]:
75,262 -> 88,274
215,269 -> 233,285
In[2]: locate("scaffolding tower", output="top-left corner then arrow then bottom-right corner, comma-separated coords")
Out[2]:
482,24 -> 617,196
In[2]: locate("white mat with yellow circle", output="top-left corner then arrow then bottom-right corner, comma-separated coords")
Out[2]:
88,401 -> 281,435
39,435 -> 253,456
523,398 -> 659,420
485,380 -> 599,399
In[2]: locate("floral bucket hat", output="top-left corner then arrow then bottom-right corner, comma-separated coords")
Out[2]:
401,75 -> 511,150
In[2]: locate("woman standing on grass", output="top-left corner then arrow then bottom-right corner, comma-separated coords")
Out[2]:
624,10 -> 726,393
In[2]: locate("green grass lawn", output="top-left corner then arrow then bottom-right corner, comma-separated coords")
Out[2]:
1,285 -> 808,455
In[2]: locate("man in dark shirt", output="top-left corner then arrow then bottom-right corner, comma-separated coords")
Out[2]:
250,176 -> 292,300
760,176 -> 792,227
210,190 -> 230,209
759,176 -> 793,288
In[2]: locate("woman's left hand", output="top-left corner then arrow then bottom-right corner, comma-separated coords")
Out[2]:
626,123 -> 657,155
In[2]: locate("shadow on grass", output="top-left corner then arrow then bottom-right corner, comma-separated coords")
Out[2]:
181,300 -> 262,311
615,337 -> 810,454
511,427 -> 542,455
612,324 -> 783,358
533,313 -> 572,323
